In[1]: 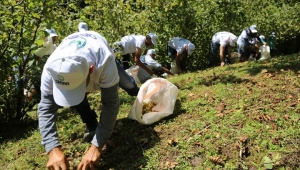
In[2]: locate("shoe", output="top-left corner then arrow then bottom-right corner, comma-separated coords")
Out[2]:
83,128 -> 96,142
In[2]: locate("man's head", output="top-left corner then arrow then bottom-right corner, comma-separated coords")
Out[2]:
186,43 -> 195,55
229,35 -> 238,47
46,48 -> 93,106
147,49 -> 156,59
249,25 -> 258,36
145,33 -> 158,47
78,22 -> 88,32
45,28 -> 58,44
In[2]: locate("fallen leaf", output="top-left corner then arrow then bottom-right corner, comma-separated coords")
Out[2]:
167,138 -> 178,146
209,156 -> 224,164
283,114 -> 290,120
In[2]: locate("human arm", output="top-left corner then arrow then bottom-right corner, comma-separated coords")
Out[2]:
38,70 -> 69,169
162,67 -> 174,75
219,45 -> 225,65
175,52 -> 184,74
134,47 -> 154,75
77,144 -> 101,170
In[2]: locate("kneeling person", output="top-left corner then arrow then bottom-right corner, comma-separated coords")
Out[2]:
137,49 -> 173,83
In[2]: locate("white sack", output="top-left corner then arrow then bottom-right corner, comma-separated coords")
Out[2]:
128,78 -> 179,125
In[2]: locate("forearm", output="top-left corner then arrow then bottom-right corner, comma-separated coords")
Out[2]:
219,47 -> 225,62
38,92 -> 60,153
135,57 -> 151,73
175,54 -> 182,70
163,67 -> 174,75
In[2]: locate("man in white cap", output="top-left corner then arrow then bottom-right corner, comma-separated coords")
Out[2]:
135,49 -> 173,83
167,37 -> 195,74
237,25 -> 266,61
38,30 -> 120,169
209,31 -> 238,67
113,33 -> 158,73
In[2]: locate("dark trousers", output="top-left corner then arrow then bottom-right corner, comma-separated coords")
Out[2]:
72,93 -> 98,131
122,54 -> 131,70
209,42 -> 230,67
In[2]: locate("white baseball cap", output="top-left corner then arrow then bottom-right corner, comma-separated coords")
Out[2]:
229,35 -> 238,46
78,22 -> 88,32
147,33 -> 158,45
147,49 -> 156,55
46,53 -> 89,106
187,43 -> 195,55
45,28 -> 58,38
250,25 -> 258,33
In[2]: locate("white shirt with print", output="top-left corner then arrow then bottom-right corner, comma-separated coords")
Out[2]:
212,32 -> 235,47
168,37 -> 190,54
120,35 -> 146,55
40,31 -> 119,94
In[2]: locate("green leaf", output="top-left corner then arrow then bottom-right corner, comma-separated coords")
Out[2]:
32,13 -> 40,19
263,156 -> 273,169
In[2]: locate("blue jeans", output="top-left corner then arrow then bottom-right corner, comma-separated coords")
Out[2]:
209,42 -> 230,67
115,59 -> 139,96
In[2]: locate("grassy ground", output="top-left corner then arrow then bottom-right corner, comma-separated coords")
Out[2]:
1,54 -> 300,169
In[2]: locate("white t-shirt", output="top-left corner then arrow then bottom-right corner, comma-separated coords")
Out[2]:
212,32 -> 235,47
168,37 -> 190,54
237,29 -> 259,45
137,54 -> 162,83
34,36 -> 57,57
120,35 -> 146,55
41,31 -> 119,94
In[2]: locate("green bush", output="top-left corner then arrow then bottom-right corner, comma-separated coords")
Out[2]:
0,0 -> 299,124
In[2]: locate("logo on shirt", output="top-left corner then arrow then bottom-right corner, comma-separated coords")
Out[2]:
69,37 -> 87,49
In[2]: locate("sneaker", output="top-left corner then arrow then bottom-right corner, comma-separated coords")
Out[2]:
83,128 -> 96,142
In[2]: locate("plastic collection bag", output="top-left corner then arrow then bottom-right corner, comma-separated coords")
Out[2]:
259,45 -> 271,60
128,78 -> 179,125
125,65 -> 141,84
170,61 -> 179,74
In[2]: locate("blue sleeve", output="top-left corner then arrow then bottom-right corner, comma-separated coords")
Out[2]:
38,92 -> 61,153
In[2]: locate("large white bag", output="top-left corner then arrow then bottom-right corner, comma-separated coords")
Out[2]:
125,66 -> 141,84
259,45 -> 271,60
170,61 -> 179,74
128,78 -> 179,125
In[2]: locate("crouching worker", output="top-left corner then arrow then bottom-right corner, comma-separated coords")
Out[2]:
167,37 -> 195,74
209,31 -> 237,67
237,25 -> 266,62
136,49 -> 173,83
38,30 -> 120,169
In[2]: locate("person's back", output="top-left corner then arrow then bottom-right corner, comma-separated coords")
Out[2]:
212,32 -> 235,45
120,34 -> 146,55
168,37 -> 190,53
42,30 -> 119,94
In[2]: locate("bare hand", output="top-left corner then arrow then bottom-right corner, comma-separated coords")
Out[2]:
47,147 -> 69,170
78,145 -> 101,170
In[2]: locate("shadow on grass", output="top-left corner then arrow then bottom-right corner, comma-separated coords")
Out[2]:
238,56 -> 300,76
98,99 -> 184,169
0,116 -> 38,144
